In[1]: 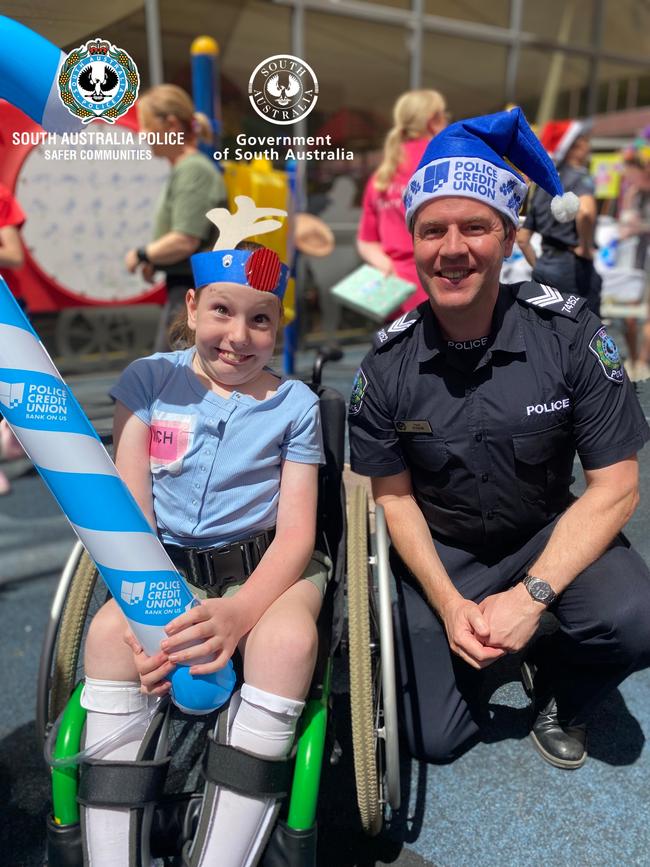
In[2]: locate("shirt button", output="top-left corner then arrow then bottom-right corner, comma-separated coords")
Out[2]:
475,432 -> 483,442
486,510 -> 494,520
192,500 -> 197,506
481,472 -> 489,482
194,483 -> 200,489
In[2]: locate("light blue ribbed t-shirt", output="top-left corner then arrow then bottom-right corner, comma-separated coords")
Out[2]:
110,348 -> 324,546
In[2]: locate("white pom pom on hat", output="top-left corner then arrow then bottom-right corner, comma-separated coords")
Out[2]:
550,191 -> 580,223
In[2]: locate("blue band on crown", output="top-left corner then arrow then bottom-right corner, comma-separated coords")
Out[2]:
190,249 -> 290,299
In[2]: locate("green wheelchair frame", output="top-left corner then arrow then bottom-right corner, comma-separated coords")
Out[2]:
50,662 -> 332,834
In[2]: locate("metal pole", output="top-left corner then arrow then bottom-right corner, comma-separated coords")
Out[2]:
505,0 -> 523,106
286,0 -> 306,370
144,0 -> 164,86
586,0 -> 605,119
291,0 -> 307,209
410,0 -> 423,90
536,0 -> 576,127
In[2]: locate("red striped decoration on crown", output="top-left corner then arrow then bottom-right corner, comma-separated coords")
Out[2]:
244,248 -> 282,293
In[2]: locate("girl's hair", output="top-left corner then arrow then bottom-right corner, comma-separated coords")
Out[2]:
138,84 -> 213,143
167,241 -> 282,349
374,89 -> 447,192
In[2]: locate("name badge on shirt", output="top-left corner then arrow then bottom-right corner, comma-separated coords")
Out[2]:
395,420 -> 432,434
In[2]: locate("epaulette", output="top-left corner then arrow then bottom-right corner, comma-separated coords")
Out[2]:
373,309 -> 421,349
515,280 -> 586,321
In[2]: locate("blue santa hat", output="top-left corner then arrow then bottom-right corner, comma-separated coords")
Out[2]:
404,107 -> 580,230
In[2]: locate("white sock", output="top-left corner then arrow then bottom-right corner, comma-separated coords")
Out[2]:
80,677 -> 152,867
195,683 -> 305,867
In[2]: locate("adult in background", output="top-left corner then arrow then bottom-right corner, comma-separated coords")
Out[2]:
517,119 -> 601,315
349,108 -> 650,770
618,155 -> 650,378
357,89 -> 448,316
125,84 -> 227,351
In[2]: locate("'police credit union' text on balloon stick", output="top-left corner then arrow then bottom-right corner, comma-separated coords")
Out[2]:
0,277 -> 235,714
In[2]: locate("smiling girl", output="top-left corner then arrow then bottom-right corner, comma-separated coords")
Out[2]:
80,200 -> 328,867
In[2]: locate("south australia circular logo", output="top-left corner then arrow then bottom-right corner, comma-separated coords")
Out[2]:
58,38 -> 140,124
248,55 -> 318,125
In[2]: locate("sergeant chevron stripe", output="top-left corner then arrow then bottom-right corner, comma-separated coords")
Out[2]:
0,275 -> 235,713
527,284 -> 564,307
388,313 -> 416,333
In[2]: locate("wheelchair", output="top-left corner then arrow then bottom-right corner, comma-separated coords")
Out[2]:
36,350 -> 347,867
345,484 -> 401,837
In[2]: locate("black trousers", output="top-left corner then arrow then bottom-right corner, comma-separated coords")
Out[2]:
392,522 -> 650,763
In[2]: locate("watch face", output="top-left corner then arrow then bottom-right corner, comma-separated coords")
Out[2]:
530,579 -> 553,603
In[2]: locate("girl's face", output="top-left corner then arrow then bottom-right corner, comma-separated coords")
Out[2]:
187,282 -> 281,389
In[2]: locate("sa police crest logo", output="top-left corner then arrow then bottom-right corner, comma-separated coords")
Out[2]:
349,368 -> 368,416
589,325 -> 624,384
58,38 -> 139,124
248,55 -> 318,125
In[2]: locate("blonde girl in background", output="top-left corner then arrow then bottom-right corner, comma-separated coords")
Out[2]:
357,89 -> 448,316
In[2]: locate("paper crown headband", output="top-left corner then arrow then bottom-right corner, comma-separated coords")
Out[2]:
404,107 -> 580,229
191,195 -> 290,299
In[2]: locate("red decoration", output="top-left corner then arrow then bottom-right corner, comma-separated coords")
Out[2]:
245,248 -> 282,293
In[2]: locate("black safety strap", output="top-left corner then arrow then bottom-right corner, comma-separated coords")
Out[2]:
202,734 -> 293,799
78,756 -> 171,808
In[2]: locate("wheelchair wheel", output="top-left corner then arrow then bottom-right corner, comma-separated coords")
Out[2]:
36,543 -> 107,741
347,484 -> 400,835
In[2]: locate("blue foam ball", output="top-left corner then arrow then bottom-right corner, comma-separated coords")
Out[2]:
169,660 -> 236,715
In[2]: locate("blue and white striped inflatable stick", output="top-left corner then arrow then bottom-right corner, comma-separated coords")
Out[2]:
0,15 -> 88,134
0,277 -> 235,714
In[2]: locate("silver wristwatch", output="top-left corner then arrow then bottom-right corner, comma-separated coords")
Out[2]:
522,574 -> 557,606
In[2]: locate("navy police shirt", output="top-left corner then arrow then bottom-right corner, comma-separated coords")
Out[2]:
348,282 -> 650,551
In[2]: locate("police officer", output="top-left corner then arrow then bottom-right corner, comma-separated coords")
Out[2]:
348,109 -> 650,770
517,119 -> 602,315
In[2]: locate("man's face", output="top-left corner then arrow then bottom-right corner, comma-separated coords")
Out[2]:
413,197 -> 515,315
568,135 -> 590,167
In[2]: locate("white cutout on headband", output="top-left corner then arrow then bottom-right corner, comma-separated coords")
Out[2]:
207,195 -> 288,251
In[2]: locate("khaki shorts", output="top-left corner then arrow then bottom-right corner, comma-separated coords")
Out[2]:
187,549 -> 332,601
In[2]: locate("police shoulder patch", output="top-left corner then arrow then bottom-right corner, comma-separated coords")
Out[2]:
588,325 -> 624,384
373,310 -> 420,349
516,281 -> 586,320
348,367 -> 369,415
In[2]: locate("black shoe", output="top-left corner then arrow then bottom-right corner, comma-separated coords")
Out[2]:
520,657 -> 587,770
530,697 -> 587,770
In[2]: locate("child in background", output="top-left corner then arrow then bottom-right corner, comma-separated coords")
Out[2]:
357,89 -> 448,316
81,198 -> 329,866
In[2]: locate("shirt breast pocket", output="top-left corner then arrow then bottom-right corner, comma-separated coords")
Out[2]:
149,412 -> 194,477
512,422 -> 574,509
402,435 -> 450,482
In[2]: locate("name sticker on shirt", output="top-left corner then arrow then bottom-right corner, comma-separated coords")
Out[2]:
150,412 -> 194,474
395,420 -> 432,434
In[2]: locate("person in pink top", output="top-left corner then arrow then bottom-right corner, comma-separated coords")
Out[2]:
0,184 -> 27,495
357,89 -> 448,316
